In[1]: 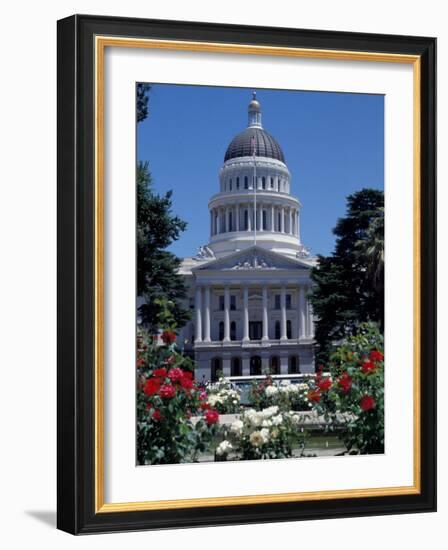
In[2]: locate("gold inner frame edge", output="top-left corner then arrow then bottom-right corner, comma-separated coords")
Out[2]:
94,35 -> 421,514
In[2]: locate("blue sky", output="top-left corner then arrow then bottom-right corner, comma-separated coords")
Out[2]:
137,84 -> 384,258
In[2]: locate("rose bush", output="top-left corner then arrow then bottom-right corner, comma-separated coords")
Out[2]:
216,406 -> 307,461
204,376 -> 242,414
248,377 -> 312,412
308,322 -> 384,455
137,328 -> 220,464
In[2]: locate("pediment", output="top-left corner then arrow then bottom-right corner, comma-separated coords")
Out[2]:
192,246 -> 311,273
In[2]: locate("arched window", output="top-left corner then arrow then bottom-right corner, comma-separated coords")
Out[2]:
244,176 -> 248,189
288,356 -> 300,374
229,178 -> 232,191
236,177 -> 240,189
275,321 -> 281,340
262,209 -> 267,230
270,356 -> 280,375
277,212 -> 281,231
231,357 -> 242,377
211,358 -> 222,382
219,321 -> 224,341
244,209 -> 249,230
286,320 -> 292,339
230,321 -> 236,341
270,177 -> 274,188
229,211 -> 233,232
250,356 -> 262,376
262,176 -> 266,189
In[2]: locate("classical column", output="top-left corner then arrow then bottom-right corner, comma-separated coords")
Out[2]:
280,286 -> 287,340
247,204 -> 252,231
194,286 -> 202,343
296,210 -> 300,240
236,204 -> 240,231
288,208 -> 292,235
216,209 -> 220,234
223,286 -> 230,342
280,355 -> 289,375
262,286 -> 269,341
226,207 -> 231,232
299,285 -> 306,339
203,286 -> 211,343
281,207 -> 285,233
271,205 -> 275,232
257,205 -> 262,232
243,286 -> 249,342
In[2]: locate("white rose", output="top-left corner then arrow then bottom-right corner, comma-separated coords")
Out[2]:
261,406 -> 279,418
260,428 -> 270,443
249,431 -> 264,447
271,414 -> 283,426
230,420 -> 244,435
262,419 -> 273,427
216,440 -> 233,456
265,385 -> 278,396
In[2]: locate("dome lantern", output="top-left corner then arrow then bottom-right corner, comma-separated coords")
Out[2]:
248,91 -> 262,128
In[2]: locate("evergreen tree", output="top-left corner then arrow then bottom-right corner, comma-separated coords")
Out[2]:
137,161 -> 190,332
310,189 -> 384,362
136,83 -> 190,332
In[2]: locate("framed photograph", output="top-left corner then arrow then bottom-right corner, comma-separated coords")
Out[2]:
57,14 -> 436,534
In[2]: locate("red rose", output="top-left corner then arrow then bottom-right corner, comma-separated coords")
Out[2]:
181,377 -> 194,390
161,330 -> 177,345
370,350 -> 384,362
317,378 -> 332,392
360,395 -> 376,411
200,402 -> 211,410
204,409 -> 219,425
307,389 -> 321,402
168,367 -> 184,382
361,360 -> 376,374
159,384 -> 176,399
153,367 -> 167,378
337,372 -> 352,394
136,358 -> 145,368
152,409 -> 163,421
182,371 -> 194,380
143,377 -> 162,396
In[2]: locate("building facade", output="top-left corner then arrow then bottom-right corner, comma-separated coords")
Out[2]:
179,93 -> 316,381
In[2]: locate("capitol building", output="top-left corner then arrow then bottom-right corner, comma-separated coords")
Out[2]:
179,93 -> 317,381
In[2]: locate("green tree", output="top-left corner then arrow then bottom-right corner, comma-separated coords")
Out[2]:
136,83 -> 190,332
137,83 -> 151,123
137,161 -> 190,332
310,189 -> 384,362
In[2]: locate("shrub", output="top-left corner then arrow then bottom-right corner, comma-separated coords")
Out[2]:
309,322 -> 384,455
248,377 -> 312,412
137,328 -> 219,464
205,375 -> 242,414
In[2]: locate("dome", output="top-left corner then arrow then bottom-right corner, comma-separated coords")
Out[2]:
224,127 -> 285,163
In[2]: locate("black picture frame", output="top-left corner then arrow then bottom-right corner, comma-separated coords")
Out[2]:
57,14 -> 436,534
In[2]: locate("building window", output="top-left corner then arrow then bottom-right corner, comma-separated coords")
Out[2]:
286,294 -> 292,309
262,209 -> 267,230
219,321 -> 224,341
270,356 -> 280,375
287,320 -> 292,339
219,296 -> 224,311
230,295 -> 236,310
274,295 -> 281,310
275,320 -> 281,340
229,178 -> 232,191
262,176 -> 266,189
231,357 -> 242,377
211,358 -> 222,382
230,321 -> 236,341
270,177 -> 274,188
277,212 -> 281,231
229,211 -> 233,232
244,176 -> 248,189
244,209 -> 248,230
236,177 -> 240,189
288,356 -> 300,374
250,356 -> 262,376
